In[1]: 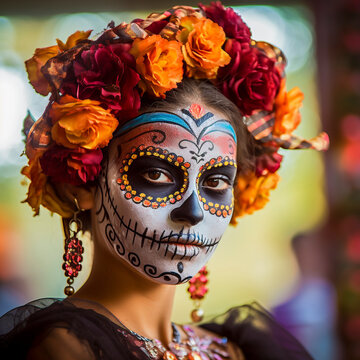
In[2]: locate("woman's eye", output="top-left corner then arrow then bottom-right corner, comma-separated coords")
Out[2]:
142,169 -> 174,184
203,176 -> 231,190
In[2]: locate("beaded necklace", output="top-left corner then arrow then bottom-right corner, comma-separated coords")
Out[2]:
123,322 -> 230,360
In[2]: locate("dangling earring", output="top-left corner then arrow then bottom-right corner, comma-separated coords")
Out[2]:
187,266 -> 209,322
62,199 -> 84,296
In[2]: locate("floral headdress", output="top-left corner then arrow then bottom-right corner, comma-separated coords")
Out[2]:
22,2 -> 329,223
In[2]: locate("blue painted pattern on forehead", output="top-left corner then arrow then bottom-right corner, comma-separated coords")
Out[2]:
201,121 -> 237,142
113,112 -> 193,138
113,111 -> 237,142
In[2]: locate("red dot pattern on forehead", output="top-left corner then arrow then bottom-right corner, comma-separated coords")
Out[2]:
117,145 -> 191,209
196,156 -> 236,218
189,103 -> 205,120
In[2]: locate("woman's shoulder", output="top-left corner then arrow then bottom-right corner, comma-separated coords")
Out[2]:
200,303 -> 313,360
0,298 -> 141,359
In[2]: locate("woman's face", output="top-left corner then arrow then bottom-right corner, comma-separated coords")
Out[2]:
94,103 -> 237,284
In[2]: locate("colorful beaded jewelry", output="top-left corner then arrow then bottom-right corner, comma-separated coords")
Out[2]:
143,323 -> 230,360
62,213 -> 84,296
188,266 -> 209,323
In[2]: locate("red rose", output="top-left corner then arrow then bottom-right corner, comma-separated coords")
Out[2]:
255,151 -> 283,176
218,39 -> 255,80
40,146 -> 103,185
61,43 -> 141,121
218,39 -> 281,115
145,20 -> 169,34
199,1 -> 251,43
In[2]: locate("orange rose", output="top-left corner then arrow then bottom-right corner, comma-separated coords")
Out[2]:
177,16 -> 231,79
25,30 -> 92,96
273,78 -> 304,136
231,171 -> 280,224
130,35 -> 183,97
50,95 -> 118,149
25,45 -> 60,96
21,155 -> 74,217
56,30 -> 92,51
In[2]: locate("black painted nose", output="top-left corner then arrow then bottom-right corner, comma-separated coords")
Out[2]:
170,191 -> 204,226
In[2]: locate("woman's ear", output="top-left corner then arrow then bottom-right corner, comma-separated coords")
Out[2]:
55,183 -> 95,211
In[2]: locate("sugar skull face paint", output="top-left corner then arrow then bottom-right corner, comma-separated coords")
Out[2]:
94,104 -> 237,284
197,156 -> 236,218
117,145 -> 191,209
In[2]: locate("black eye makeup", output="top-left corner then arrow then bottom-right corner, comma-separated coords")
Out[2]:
141,168 -> 175,184
202,174 -> 232,191
117,145 -> 191,209
196,156 -> 237,218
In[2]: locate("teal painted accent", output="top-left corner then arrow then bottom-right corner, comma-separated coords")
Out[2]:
114,112 -> 193,137
202,121 -> 237,142
114,112 -> 237,143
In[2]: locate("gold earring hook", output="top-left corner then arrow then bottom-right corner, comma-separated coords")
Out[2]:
74,197 -> 81,213
70,197 -> 83,234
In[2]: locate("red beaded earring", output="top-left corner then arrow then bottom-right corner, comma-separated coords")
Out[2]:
62,200 -> 84,296
187,266 -> 209,322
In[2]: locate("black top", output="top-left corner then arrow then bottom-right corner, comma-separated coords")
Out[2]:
0,298 -> 313,359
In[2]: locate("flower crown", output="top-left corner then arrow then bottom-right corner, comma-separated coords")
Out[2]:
22,2 -> 329,223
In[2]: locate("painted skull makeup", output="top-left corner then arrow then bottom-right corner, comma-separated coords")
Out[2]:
94,104 -> 237,284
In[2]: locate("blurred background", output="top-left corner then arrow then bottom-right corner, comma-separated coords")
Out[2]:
0,0 -> 359,359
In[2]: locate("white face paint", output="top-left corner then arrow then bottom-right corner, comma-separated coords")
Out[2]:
93,103 -> 237,284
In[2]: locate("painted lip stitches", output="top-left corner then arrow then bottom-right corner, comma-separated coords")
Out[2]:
164,243 -> 201,259
157,232 -> 218,259
116,215 -> 220,259
101,162 -> 219,260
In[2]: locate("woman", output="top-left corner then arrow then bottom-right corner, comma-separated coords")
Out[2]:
0,3 -> 328,359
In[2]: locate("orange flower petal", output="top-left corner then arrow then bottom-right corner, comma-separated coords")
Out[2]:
50,95 -> 118,149
25,30 -> 92,96
21,154 -> 74,217
25,45 -> 60,95
231,171 -> 280,224
130,35 -> 184,97
56,30 -> 92,51
274,79 -> 304,136
177,16 -> 230,79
